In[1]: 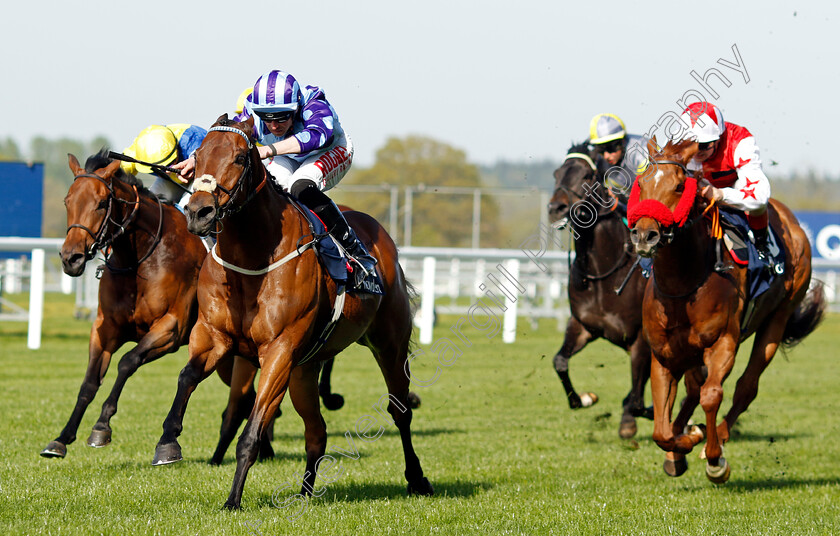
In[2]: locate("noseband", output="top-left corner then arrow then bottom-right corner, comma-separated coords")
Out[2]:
192,125 -> 266,225
627,159 -> 698,244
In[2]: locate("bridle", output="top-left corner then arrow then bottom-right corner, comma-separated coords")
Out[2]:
191,125 -> 267,228
552,152 -> 620,228
553,152 -> 636,286
66,172 -> 163,274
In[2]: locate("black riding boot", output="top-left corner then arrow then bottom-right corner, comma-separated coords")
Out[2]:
752,226 -> 771,260
295,182 -> 377,277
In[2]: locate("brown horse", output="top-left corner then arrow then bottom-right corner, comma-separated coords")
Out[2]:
628,138 -> 826,482
151,116 -> 433,509
41,150 -> 273,463
547,142 -> 652,438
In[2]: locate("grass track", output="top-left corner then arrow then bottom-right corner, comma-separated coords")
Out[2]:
1,293 -> 839,535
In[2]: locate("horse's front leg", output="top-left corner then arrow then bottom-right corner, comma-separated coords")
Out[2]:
90,314 -> 182,448
41,318 -> 121,458
552,316 -> 597,409
700,335 -> 738,483
224,340 -> 296,510
153,319 -> 231,465
650,355 -> 702,476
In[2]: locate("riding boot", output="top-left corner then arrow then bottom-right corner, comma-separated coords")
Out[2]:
752,226 -> 770,259
296,184 -> 377,278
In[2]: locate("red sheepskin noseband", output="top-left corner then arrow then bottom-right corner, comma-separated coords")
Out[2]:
627,172 -> 697,228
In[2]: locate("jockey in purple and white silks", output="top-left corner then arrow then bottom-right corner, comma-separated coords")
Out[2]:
238,69 -> 376,278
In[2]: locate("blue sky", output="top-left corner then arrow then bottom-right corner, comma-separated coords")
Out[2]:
1,1 -> 837,176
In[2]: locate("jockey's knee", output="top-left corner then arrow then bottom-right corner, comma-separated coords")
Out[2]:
291,179 -> 318,198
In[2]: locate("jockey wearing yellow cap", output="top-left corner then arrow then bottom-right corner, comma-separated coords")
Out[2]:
121,124 -> 207,208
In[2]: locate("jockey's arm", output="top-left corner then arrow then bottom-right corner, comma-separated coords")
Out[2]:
715,137 -> 771,212
258,136 -> 302,160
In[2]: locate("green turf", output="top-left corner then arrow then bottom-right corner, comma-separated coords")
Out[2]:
1,293 -> 838,535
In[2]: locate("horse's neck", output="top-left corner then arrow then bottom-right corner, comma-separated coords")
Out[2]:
652,219 -> 713,293
217,188 -> 302,263
573,214 -> 626,271
109,182 -> 160,258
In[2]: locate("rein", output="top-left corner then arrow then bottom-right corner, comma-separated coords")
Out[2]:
67,172 -> 164,273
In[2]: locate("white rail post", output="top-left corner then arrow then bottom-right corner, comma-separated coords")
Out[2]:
419,256 -> 436,345
502,259 -> 520,343
27,248 -> 45,349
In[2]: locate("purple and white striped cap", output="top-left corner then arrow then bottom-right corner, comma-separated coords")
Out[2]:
251,70 -> 301,115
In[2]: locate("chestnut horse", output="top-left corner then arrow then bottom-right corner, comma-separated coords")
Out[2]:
547,142 -> 652,438
628,138 -> 826,482
41,150 -> 276,463
151,117 -> 433,509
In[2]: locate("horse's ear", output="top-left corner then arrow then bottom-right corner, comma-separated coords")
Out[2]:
102,159 -> 122,178
244,115 -> 254,129
214,113 -> 229,126
646,136 -> 660,157
68,154 -> 83,176
675,139 -> 699,164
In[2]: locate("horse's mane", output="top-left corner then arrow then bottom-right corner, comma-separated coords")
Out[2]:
85,148 -> 148,191
567,140 -> 593,156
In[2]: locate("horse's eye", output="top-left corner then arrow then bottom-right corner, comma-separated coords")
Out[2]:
96,200 -> 108,210
235,154 -> 248,166
675,183 -> 685,193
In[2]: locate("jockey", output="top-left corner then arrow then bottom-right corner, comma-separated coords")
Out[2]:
122,124 -> 206,208
237,69 -> 376,277
679,102 -> 773,260
588,113 -> 649,197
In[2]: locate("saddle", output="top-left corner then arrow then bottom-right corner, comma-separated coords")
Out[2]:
717,209 -> 785,303
288,195 -> 384,295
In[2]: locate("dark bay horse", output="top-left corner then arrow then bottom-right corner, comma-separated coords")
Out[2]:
628,138 -> 825,482
41,151 -> 273,463
151,116 -> 433,509
547,142 -> 652,438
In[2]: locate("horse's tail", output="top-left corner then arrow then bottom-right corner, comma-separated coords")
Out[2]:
782,281 -> 827,349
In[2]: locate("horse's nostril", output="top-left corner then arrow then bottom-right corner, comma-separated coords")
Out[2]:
196,206 -> 215,222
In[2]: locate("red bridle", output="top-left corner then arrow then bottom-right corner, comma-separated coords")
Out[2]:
627,160 -> 697,228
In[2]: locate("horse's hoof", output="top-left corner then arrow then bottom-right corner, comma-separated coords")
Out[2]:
208,457 -> 223,466
574,392 -> 598,409
618,415 -> 637,439
322,393 -> 345,411
87,429 -> 112,448
152,442 -> 183,466
40,441 -> 67,458
222,500 -> 240,511
407,392 -> 421,409
706,458 -> 731,484
663,454 -> 688,477
407,477 -> 434,496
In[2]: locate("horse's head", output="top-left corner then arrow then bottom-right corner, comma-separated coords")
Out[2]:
627,138 -> 699,257
184,114 -> 263,236
62,151 -> 125,276
547,142 -> 604,230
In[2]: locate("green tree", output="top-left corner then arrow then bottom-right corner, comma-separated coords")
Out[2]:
335,135 -> 501,247
0,138 -> 22,160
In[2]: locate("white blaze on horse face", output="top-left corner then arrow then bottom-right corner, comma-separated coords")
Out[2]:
194,174 -> 217,193
653,170 -> 664,188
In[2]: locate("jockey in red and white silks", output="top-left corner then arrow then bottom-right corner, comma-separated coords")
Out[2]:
680,102 -> 774,257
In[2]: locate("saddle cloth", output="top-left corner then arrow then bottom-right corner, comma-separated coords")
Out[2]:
718,209 -> 785,302
294,200 -> 384,295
